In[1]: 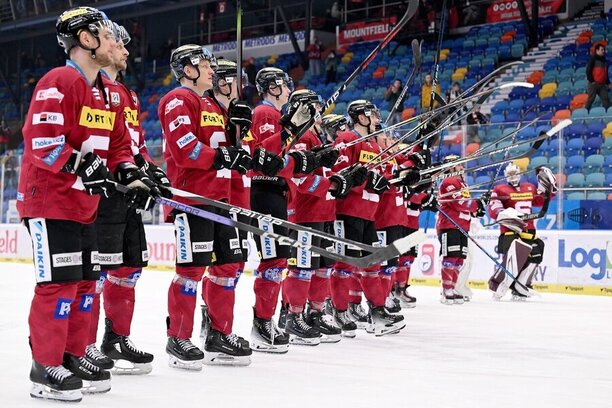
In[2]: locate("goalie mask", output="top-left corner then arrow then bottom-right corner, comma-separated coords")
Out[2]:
505,163 -> 521,187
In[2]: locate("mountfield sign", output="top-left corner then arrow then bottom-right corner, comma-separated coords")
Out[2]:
338,17 -> 398,46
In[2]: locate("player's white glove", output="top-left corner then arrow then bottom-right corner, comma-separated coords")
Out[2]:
497,207 -> 527,233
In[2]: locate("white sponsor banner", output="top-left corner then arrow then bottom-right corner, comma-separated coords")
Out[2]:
205,31 -> 305,59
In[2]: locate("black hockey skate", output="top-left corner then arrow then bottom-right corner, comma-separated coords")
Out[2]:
63,353 -> 111,394
333,308 -> 357,338
510,289 -> 529,302
323,298 -> 334,316
306,309 -> 341,343
251,311 -> 290,354
204,329 -> 252,366
452,291 -> 465,305
348,303 -> 373,333
395,284 -> 417,308
30,360 -> 83,403
278,303 -> 288,330
85,343 -> 114,370
385,294 -> 401,313
166,336 -> 205,371
285,312 -> 321,346
101,319 -> 153,375
370,305 -> 406,336
440,289 -> 456,305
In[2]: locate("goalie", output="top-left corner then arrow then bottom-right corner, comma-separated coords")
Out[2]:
487,163 -> 557,300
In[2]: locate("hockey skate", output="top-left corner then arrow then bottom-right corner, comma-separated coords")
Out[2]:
332,308 -> 357,338
277,303 -> 288,330
85,343 -> 114,370
285,313 -> 321,346
440,289 -> 456,305
251,313 -> 290,354
395,285 -> 417,308
348,303 -> 373,333
323,298 -> 334,316
30,360 -> 83,403
510,289 -> 529,302
166,337 -> 204,371
101,318 -> 153,375
370,305 -> 405,336
452,290 -> 465,305
204,329 -> 252,366
306,309 -> 341,343
384,294 -> 401,313
63,353 -> 111,394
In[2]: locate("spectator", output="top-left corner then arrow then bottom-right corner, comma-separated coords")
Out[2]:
446,81 -> 465,120
0,120 -> 10,155
160,37 -> 175,60
466,104 -> 488,143
307,37 -> 323,76
421,73 -> 441,111
384,79 -> 405,125
325,50 -> 338,84
585,42 -> 611,111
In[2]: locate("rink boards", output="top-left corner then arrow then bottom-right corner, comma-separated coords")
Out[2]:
1,223 -> 611,297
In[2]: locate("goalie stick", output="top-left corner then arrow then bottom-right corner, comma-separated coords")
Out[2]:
112,184 -> 425,267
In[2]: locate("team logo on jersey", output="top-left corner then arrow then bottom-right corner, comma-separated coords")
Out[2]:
32,136 -> 65,150
79,107 -> 115,130
176,132 -> 197,149
110,92 -> 120,107
32,112 -> 64,125
169,115 -> 191,132
510,192 -> 533,200
123,107 -> 139,126
164,97 -> 184,114
200,112 -> 224,127
35,87 -> 64,102
259,123 -> 275,134
358,150 -> 380,164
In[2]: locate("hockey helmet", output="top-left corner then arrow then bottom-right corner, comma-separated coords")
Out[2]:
255,67 -> 294,95
112,22 -> 131,46
442,154 -> 460,164
505,162 -> 521,187
347,99 -> 379,122
212,59 -> 248,96
56,6 -> 114,54
170,44 -> 216,82
288,89 -> 324,108
321,114 -> 348,141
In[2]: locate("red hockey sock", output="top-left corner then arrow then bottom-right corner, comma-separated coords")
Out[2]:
441,257 -> 463,290
395,266 -> 409,288
283,269 -> 312,314
167,266 -> 204,339
308,269 -> 330,308
348,273 -> 363,304
206,263 -> 240,335
29,282 -> 78,366
253,259 -> 285,320
65,280 -> 96,357
103,267 -> 141,336
330,269 -> 351,311
359,271 -> 385,307
379,266 -> 395,295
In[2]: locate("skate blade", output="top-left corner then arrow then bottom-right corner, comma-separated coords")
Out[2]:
453,299 -> 465,305
319,333 -> 341,343
399,301 -> 416,308
250,341 -> 289,354
511,295 -> 528,302
340,330 -> 356,338
374,322 -> 406,337
288,334 -> 321,346
31,383 -> 83,403
111,360 -> 153,375
168,355 -> 203,371
203,352 -> 252,366
440,298 -> 455,305
81,379 -> 111,394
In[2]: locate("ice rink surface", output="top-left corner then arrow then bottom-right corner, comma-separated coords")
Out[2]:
1,262 -> 611,408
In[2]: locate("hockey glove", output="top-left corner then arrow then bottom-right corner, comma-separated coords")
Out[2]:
536,166 -> 557,194
420,193 -> 438,212
115,162 -> 160,211
496,208 -> 527,234
251,148 -> 284,176
134,153 -> 172,198
365,171 -> 391,195
289,150 -> 319,174
214,146 -> 252,174
227,99 -> 252,137
312,146 -> 339,168
396,166 -> 421,187
473,198 -> 487,218
76,153 -> 116,198
280,99 -> 315,135
407,149 -> 431,170
329,164 -> 368,199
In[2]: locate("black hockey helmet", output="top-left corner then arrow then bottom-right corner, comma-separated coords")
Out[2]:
321,113 -> 348,141
56,6 -> 114,55
255,67 -> 294,96
170,44 -> 217,83
443,154 -> 460,164
288,89 -> 324,107
347,99 -> 379,122
212,59 -> 248,97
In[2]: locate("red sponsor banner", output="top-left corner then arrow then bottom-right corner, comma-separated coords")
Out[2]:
338,16 -> 398,46
487,0 -> 565,23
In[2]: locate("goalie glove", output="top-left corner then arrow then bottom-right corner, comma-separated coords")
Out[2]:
536,166 -> 557,194
496,207 -> 527,233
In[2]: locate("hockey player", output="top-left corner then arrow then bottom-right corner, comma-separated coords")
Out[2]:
158,45 -> 253,370
487,163 -> 557,300
20,7 -> 157,401
86,23 -> 158,375
331,100 -> 406,337
436,155 -> 489,304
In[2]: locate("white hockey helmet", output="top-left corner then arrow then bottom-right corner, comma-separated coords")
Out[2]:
504,162 -> 521,187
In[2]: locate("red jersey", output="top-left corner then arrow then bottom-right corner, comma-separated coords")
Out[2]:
488,182 -> 547,233
405,192 -> 427,229
17,63 -> 132,223
158,87 -> 231,209
374,154 -> 406,229
436,176 -> 478,232
287,129 -> 334,223
332,130 -> 382,221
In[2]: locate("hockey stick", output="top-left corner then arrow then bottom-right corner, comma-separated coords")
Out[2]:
113,184 -> 425,267
284,0 -> 419,152
384,39 -> 422,126
234,0 -> 243,148
164,186 -> 379,252
436,169 -> 533,201
436,206 -> 539,296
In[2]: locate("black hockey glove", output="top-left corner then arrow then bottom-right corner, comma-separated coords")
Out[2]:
76,152 -> 116,198
395,166 -> 421,187
214,146 -> 252,174
227,99 -> 252,137
280,99 -> 316,135
407,149 -> 431,170
365,171 -> 391,195
134,153 -> 172,198
289,150 -> 319,174
329,164 -> 368,199
311,145 -> 339,168
251,148 -> 284,176
473,197 -> 487,218
115,162 -> 161,211
420,193 -> 438,212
